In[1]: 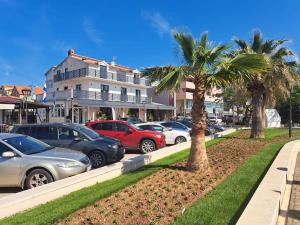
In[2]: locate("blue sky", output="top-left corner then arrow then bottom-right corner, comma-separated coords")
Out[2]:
0,0 -> 299,86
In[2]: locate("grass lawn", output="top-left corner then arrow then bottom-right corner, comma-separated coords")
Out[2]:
0,132 -> 232,225
172,137 -> 298,225
0,129 -> 295,225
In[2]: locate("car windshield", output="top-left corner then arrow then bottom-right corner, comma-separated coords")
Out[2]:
78,126 -> 100,139
3,136 -> 51,155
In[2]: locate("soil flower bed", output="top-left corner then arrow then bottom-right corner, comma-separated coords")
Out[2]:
57,130 -> 299,225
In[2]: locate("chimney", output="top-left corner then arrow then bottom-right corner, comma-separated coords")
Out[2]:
111,56 -> 116,66
68,49 -> 75,56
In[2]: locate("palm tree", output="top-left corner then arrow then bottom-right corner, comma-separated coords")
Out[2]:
234,31 -> 299,138
142,31 -> 269,171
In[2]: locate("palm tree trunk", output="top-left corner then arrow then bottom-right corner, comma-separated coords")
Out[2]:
250,91 -> 265,138
187,80 -> 209,171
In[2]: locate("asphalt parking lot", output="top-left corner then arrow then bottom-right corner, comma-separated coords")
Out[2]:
0,153 -> 141,199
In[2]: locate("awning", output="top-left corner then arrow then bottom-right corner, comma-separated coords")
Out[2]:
76,99 -> 175,110
0,104 -> 15,110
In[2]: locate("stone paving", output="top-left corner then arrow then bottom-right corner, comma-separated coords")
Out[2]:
287,152 -> 300,225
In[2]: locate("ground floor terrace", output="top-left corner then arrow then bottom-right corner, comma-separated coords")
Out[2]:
41,98 -> 175,124
0,96 -> 49,126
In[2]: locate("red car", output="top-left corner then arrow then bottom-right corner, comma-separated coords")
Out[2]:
86,120 -> 166,153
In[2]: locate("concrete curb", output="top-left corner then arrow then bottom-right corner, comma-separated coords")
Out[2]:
236,139 -> 300,225
0,128 -> 236,219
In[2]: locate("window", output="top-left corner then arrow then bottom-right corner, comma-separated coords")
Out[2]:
139,125 -> 151,130
64,86 -> 68,90
0,142 -> 12,156
186,100 -> 193,109
15,126 -> 30,135
101,122 -> 115,131
100,65 -> 107,78
31,126 -> 57,140
54,104 -> 65,117
151,125 -> 164,132
91,123 -> 102,130
58,127 -> 79,140
75,84 -> 81,91
116,123 -> 129,132
57,70 -> 61,75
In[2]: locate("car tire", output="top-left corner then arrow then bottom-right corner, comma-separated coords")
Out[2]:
140,139 -> 156,154
25,169 -> 53,189
89,150 -> 106,168
175,136 -> 187,144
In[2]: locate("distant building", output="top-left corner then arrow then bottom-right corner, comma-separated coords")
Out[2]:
148,80 -> 224,118
37,49 -> 174,123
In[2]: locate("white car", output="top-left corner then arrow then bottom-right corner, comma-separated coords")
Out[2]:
136,123 -> 191,145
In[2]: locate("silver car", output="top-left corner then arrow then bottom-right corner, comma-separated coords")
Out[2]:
0,133 -> 91,189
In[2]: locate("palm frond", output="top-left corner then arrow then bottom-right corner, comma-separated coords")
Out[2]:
272,47 -> 294,60
199,31 -> 208,49
227,53 -> 270,74
173,32 -> 195,65
234,39 -> 249,51
251,31 -> 263,53
156,66 -> 187,93
141,66 -> 176,83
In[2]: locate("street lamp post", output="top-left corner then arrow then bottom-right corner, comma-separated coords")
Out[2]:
22,88 -> 31,124
288,86 -> 292,138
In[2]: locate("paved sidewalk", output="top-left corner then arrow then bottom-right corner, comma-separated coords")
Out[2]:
287,152 -> 300,225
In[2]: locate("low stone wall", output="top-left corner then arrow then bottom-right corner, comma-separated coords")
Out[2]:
0,128 -> 236,219
236,139 -> 300,225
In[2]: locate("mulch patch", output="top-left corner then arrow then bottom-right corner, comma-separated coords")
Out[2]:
57,130 -> 298,225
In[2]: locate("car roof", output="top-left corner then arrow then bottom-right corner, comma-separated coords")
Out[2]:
0,133 -> 24,139
137,122 -> 162,126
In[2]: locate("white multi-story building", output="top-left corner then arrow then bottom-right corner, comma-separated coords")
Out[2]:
38,49 -> 174,123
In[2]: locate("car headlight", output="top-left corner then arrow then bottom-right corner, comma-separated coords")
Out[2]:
56,161 -> 81,168
108,144 -> 119,150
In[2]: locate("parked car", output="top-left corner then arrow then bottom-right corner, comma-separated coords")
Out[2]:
207,116 -> 222,124
136,123 -> 191,145
12,123 -> 124,168
158,121 -> 213,136
0,133 -> 91,189
86,120 -> 166,153
120,117 -> 143,124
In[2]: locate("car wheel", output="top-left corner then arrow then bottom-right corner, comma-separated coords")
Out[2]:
175,136 -> 187,144
25,169 -> 53,189
89,151 -> 106,168
140,139 -> 156,154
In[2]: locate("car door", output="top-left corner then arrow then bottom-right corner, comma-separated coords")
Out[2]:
0,142 -> 22,187
115,123 -> 136,149
56,126 -> 81,148
31,126 -> 58,147
97,122 -> 117,139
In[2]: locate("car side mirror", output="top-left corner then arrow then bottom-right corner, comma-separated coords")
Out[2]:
2,151 -> 16,158
127,128 -> 134,134
167,127 -> 172,131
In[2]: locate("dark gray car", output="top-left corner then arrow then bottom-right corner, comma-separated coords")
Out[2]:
12,123 -> 125,168
0,133 -> 91,189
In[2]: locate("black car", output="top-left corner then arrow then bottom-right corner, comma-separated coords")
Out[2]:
12,123 -> 124,168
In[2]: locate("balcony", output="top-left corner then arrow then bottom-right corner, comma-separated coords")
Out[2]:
53,68 -> 151,86
37,90 -> 151,104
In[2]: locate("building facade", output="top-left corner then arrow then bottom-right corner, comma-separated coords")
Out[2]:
176,81 -> 224,116
38,49 -> 174,123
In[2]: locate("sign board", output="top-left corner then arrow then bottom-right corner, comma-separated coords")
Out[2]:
265,109 -> 281,128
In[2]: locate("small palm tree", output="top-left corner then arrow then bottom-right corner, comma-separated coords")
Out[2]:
142,31 -> 269,171
235,31 -> 299,138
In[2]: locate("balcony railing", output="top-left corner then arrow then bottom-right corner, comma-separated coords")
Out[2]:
37,90 -> 151,104
53,68 -> 151,86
